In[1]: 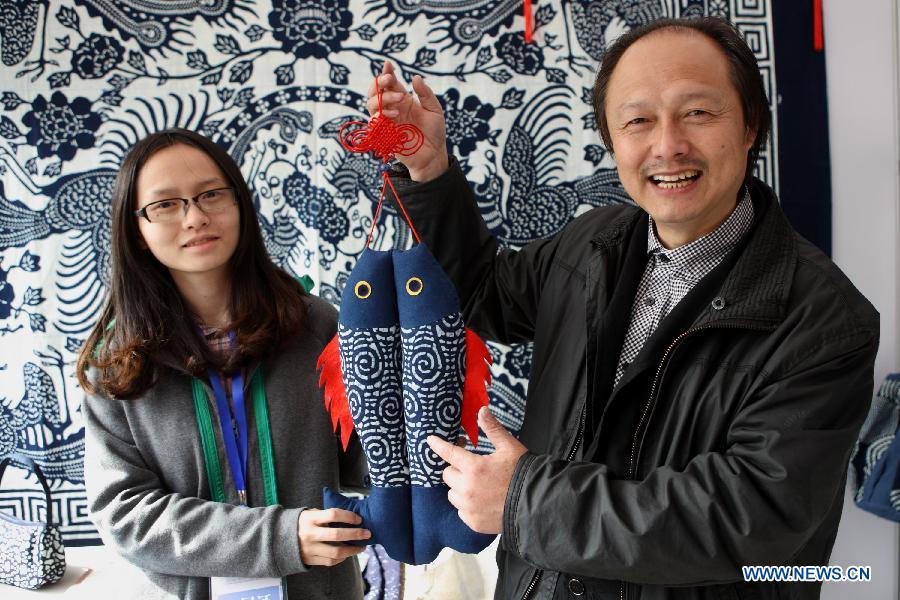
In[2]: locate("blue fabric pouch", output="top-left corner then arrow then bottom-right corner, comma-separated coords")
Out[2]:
851,373 -> 900,522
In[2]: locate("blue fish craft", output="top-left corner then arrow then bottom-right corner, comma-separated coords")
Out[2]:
317,243 -> 495,565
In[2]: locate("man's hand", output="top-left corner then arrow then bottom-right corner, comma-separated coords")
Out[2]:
297,508 -> 370,567
366,61 -> 449,182
427,407 -> 528,534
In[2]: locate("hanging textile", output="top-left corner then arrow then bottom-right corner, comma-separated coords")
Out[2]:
0,4 -> 819,575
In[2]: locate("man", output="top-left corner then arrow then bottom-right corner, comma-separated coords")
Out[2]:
366,17 -> 879,600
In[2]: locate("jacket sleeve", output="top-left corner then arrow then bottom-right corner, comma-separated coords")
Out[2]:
502,329 -> 879,585
392,157 -> 562,345
338,431 -> 369,495
82,389 -> 307,578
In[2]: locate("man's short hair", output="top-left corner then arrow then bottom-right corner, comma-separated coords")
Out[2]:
592,17 -> 772,182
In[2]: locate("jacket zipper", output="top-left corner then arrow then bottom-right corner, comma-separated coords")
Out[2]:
520,570 -> 541,600
521,402 -> 587,600
567,403 -> 587,462
626,328 -> 696,480
618,321 -> 772,600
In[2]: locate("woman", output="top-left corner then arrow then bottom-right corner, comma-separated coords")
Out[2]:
77,128 -> 369,599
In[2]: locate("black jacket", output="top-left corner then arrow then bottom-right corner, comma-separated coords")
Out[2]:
394,159 -> 879,600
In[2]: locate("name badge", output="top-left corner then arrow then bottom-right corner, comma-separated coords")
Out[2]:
210,576 -> 286,600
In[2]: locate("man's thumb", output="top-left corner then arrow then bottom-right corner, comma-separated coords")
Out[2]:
478,406 -> 513,449
411,74 -> 442,113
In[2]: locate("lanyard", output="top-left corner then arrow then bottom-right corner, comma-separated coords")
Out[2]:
192,367 -> 279,507
208,366 -> 248,504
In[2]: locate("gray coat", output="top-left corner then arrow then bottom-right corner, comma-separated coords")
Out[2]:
83,295 -> 367,599
393,160 -> 879,600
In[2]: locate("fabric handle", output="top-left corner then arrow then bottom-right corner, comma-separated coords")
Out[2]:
0,453 -> 54,525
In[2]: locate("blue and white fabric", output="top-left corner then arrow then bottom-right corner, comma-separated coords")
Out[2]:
339,322 -> 407,487
324,243 -> 493,565
0,1 -> 795,582
401,314 -> 466,487
851,374 -> 900,522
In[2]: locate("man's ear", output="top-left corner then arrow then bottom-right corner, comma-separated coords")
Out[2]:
744,126 -> 757,151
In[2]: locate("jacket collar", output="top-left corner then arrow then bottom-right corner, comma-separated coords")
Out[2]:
708,178 -> 797,326
590,178 -> 797,327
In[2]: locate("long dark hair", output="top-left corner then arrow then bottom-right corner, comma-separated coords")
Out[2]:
77,128 -> 307,399
592,17 -> 771,183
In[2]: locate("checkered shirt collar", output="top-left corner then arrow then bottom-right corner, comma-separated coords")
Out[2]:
198,324 -> 232,359
646,188 -> 754,283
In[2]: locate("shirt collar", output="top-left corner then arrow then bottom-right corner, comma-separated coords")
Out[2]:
647,188 -> 754,278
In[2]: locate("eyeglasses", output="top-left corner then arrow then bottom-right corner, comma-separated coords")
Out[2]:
134,187 -> 237,223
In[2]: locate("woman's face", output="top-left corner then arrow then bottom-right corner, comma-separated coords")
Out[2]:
134,143 -> 240,283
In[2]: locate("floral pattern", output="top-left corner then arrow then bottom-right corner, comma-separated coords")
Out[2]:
71,34 -> 124,79
21,92 -> 102,161
283,171 -> 349,244
0,274 -> 13,320
495,32 -> 545,76
269,0 -> 354,59
441,89 -> 496,156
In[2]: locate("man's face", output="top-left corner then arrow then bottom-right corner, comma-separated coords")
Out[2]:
605,29 -> 755,248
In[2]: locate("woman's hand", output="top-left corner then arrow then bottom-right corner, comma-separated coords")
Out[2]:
366,61 -> 449,183
297,508 -> 370,567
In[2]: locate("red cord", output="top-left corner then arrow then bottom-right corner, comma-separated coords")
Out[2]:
338,79 -> 424,247
813,0 -> 823,51
384,171 -> 421,243
524,1 -> 533,43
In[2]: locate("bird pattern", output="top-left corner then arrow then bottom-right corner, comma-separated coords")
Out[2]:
0,165 -> 115,335
570,0 -> 663,61
475,85 -> 632,247
370,0 -> 523,48
0,0 -> 40,67
0,355 -> 84,484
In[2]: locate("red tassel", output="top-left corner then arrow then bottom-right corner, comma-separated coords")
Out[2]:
461,328 -> 493,447
524,1 -> 533,43
813,0 -> 823,51
317,335 -> 354,450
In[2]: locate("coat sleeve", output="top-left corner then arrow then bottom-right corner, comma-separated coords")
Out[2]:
392,157 -> 563,345
501,329 -> 878,585
338,431 -> 369,494
82,389 -> 308,578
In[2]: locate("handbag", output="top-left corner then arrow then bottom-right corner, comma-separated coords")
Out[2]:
0,453 -> 66,589
850,373 -> 900,522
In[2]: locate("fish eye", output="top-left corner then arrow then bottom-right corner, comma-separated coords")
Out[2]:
405,276 -> 423,296
354,280 -> 372,299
